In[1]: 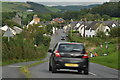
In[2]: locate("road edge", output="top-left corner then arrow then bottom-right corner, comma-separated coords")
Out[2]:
19,60 -> 48,78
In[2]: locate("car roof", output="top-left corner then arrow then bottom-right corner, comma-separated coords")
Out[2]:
58,42 -> 84,45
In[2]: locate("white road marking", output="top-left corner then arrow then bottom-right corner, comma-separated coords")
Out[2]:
89,72 -> 96,76
7,65 -> 22,68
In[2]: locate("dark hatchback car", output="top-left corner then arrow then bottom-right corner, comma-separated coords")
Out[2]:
61,35 -> 66,40
48,42 -> 89,74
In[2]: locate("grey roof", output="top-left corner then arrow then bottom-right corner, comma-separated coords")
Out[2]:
70,21 -> 79,28
76,21 -> 93,30
103,21 -> 119,28
86,21 -> 98,30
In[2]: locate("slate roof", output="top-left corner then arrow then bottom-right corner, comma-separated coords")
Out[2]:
86,21 -> 98,30
103,21 -> 119,28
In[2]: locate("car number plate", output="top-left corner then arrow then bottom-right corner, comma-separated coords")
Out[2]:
65,63 -> 78,67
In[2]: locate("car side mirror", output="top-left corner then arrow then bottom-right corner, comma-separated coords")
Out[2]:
48,49 -> 53,53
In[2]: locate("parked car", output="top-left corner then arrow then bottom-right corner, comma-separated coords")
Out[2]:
48,42 -> 89,74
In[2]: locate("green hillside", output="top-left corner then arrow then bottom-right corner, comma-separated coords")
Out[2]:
52,4 -> 100,12
2,2 -> 30,12
2,2 -> 60,13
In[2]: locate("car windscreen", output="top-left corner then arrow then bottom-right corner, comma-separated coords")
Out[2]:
58,44 -> 84,52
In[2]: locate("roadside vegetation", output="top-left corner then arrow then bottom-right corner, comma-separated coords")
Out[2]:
67,27 -> 120,70
2,24 -> 51,65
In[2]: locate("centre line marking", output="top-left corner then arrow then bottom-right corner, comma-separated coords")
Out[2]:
8,66 -> 22,68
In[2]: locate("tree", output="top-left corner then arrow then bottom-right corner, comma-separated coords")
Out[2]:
96,31 -> 106,39
3,19 -> 21,28
109,27 -> 120,37
102,15 -> 111,21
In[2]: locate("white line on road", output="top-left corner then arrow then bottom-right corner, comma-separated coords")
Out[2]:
89,72 -> 96,76
7,65 -> 22,68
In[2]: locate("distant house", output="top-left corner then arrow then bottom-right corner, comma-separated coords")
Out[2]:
85,21 -> 98,37
77,20 -> 119,37
96,21 -> 119,36
12,14 -> 21,26
27,15 -> 40,28
64,20 -> 119,37
13,26 -> 22,34
51,18 -> 65,24
63,21 -> 78,32
77,21 -> 93,37
0,25 -> 16,35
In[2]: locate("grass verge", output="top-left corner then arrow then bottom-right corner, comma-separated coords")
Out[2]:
90,51 -> 119,70
20,60 -> 48,78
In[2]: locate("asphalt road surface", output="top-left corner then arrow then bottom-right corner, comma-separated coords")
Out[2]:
2,29 -> 119,79
29,29 -> 119,78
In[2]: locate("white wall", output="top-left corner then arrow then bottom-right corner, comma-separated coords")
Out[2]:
112,24 -> 116,27
76,23 -> 81,28
85,30 -> 95,37
78,24 -> 84,33
53,27 -> 55,34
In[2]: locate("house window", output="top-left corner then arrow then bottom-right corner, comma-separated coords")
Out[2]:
86,35 -> 88,37
106,29 -> 109,32
93,35 -> 95,37
90,29 -> 92,32
89,35 -> 91,37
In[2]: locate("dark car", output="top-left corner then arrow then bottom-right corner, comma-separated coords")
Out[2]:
61,35 -> 66,40
48,42 -> 89,74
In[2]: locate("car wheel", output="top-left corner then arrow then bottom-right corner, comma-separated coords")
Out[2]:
49,64 -> 52,71
51,62 -> 57,73
84,68 -> 88,75
78,69 -> 82,74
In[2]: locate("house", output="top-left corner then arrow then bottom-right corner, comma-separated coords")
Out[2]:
63,21 -> 78,33
13,26 -> 22,34
27,15 -> 40,28
0,25 -> 16,35
96,21 -> 119,36
84,21 -> 98,37
77,21 -> 93,37
77,20 -> 119,37
12,14 -> 21,26
51,18 -> 65,24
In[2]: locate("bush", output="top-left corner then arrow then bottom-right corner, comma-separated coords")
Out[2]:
109,27 -> 120,37
2,24 -> 51,64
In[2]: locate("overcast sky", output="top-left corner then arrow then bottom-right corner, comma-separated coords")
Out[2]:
2,0 -> 110,2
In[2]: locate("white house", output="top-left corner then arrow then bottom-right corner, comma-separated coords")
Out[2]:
77,21 -> 93,37
96,21 -> 119,36
27,15 -> 40,28
13,26 -> 22,34
0,25 -> 16,35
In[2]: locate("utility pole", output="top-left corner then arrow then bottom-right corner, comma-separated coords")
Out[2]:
83,18 -> 87,37
83,18 -> 87,46
70,19 -> 73,36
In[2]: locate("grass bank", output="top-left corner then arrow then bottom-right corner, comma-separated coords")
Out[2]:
68,34 -> 119,70
90,51 -> 119,69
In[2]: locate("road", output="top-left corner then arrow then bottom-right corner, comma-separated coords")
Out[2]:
1,29 -> 119,79
29,29 -> 119,78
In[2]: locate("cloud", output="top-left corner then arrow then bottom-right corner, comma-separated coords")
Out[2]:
3,0 -> 110,2
29,0 -> 110,2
